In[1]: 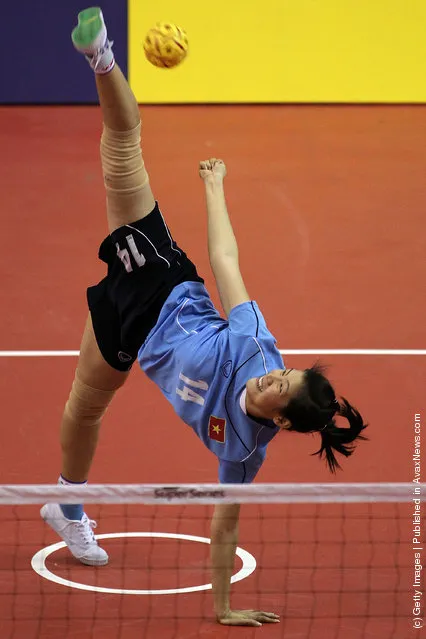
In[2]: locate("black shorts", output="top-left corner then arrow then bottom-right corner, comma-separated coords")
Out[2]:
87,203 -> 204,371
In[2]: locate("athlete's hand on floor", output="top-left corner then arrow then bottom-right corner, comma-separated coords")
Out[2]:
217,609 -> 280,627
199,158 -> 227,182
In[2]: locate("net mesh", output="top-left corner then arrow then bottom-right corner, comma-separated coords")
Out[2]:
1,483 -> 424,639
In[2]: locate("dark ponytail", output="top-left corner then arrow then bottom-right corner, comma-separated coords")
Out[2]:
283,363 -> 368,473
312,398 -> 368,473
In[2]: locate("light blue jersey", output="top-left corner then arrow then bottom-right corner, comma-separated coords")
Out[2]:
138,282 -> 284,483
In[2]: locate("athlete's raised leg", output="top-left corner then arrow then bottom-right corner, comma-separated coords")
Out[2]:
72,7 -> 155,232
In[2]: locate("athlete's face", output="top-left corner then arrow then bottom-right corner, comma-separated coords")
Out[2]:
245,368 -> 305,428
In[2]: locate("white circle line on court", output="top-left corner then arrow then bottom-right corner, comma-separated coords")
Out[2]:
31,532 -> 257,595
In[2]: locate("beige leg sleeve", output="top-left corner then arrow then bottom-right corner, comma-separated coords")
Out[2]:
100,123 -> 154,231
63,373 -> 116,428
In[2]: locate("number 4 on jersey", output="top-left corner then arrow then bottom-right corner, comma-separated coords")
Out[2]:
176,373 -> 209,406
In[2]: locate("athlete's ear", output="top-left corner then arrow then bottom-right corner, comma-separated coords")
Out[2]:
273,414 -> 291,430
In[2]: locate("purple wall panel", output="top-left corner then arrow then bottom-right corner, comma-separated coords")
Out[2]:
0,1 -> 127,104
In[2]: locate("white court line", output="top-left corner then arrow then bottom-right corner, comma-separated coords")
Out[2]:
0,349 -> 425,357
0,351 -> 80,357
31,532 -> 256,595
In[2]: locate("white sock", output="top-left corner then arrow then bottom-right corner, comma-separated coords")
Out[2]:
58,474 -> 87,487
86,40 -> 115,75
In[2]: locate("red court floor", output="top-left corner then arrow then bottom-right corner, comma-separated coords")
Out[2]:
0,105 -> 425,639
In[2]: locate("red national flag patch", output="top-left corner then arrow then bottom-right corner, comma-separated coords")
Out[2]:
208,416 -> 226,443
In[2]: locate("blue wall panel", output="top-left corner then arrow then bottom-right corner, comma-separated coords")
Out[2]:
0,1 -> 127,104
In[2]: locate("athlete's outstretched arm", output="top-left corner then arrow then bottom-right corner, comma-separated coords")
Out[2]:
211,504 -> 280,626
210,503 -> 239,622
199,159 -> 250,317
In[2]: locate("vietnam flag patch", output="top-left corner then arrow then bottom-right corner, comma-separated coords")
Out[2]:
208,416 -> 226,443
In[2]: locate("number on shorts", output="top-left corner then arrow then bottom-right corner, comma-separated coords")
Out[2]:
116,234 -> 146,273
176,373 -> 209,406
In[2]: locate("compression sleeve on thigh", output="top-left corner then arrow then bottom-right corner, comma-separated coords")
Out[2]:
100,123 -> 149,196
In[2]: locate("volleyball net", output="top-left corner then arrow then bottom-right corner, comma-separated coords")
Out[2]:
0,482 -> 424,638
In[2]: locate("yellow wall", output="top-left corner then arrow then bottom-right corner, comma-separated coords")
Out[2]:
128,0 -> 426,103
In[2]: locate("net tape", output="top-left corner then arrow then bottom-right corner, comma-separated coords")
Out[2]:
1,482 -> 424,504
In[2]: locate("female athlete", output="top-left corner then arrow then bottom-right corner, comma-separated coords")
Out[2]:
41,7 -> 367,628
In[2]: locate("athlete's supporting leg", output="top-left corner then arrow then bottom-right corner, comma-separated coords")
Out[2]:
60,315 -> 128,483
41,314 -> 127,565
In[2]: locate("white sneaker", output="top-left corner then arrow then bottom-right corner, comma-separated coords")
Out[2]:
41,503 -> 109,566
71,7 -> 114,74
